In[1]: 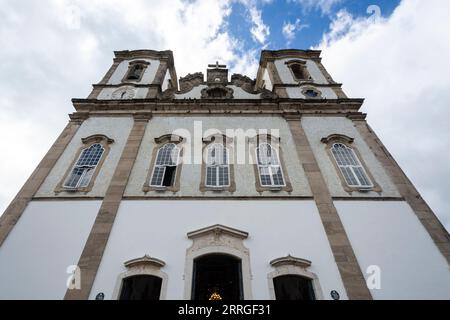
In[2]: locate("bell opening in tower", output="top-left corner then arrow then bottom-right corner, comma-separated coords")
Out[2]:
192,254 -> 243,300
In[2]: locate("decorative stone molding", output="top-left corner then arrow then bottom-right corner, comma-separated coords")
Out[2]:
55,134 -> 115,194
184,224 -> 252,299
260,88 -> 278,99
321,134 -> 382,194
231,74 -> 255,92
187,224 -> 249,240
81,134 -> 115,145
72,98 -> 366,114
111,254 -> 168,300
270,255 -> 311,269
260,49 -> 321,66
179,72 -> 204,92
268,255 -> 324,300
248,134 -> 293,193
124,255 -> 166,269
201,85 -> 234,99
320,134 -> 354,145
142,134 -> 185,193
199,134 -> 236,193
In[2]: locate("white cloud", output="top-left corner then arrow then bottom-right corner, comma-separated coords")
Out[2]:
317,0 -> 450,231
282,18 -> 308,44
248,6 -> 270,45
290,0 -> 341,15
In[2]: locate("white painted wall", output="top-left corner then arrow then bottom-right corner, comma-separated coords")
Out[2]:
335,200 -> 450,299
274,58 -> 328,85
89,200 -> 347,300
124,115 -> 312,197
302,116 -> 400,198
161,69 -> 171,92
35,117 -> 134,198
0,200 -> 100,299
174,85 -> 262,99
262,68 -> 273,91
107,58 -> 160,85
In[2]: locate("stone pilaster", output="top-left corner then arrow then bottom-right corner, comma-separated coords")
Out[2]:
64,115 -> 149,300
353,119 -> 450,264
0,119 -> 83,247
266,61 -> 288,98
285,114 -> 372,300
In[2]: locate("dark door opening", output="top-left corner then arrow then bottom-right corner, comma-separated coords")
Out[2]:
192,254 -> 243,300
273,275 -> 315,300
119,275 -> 162,300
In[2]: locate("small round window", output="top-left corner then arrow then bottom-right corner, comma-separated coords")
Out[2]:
304,89 -> 319,98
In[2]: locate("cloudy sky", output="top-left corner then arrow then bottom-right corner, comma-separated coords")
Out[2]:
0,0 -> 449,231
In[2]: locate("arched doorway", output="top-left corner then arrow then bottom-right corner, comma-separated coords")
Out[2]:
119,275 -> 162,300
192,254 -> 243,300
273,275 -> 315,300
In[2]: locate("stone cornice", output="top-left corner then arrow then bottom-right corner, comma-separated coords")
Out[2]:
273,83 -> 344,88
114,49 -> 174,66
92,83 -> 162,89
270,255 -> 312,268
260,49 -> 322,67
70,99 -> 365,118
187,224 -> 249,240
124,255 -> 166,269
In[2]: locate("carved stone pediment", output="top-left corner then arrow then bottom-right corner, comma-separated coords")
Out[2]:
124,254 -> 166,269
270,255 -> 312,269
201,84 -> 234,99
260,88 -> 278,99
160,88 -> 175,100
231,74 -> 255,91
187,224 -> 248,241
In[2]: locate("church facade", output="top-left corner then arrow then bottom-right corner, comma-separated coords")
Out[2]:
0,49 -> 449,300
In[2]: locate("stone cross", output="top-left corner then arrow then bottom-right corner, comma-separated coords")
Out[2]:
208,61 -> 226,69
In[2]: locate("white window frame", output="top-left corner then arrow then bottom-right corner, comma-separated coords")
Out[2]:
331,143 -> 373,188
205,143 -> 230,188
256,143 -> 286,187
150,143 -> 180,187
63,143 -> 105,189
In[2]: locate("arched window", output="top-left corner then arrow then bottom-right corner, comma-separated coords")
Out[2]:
122,60 -> 150,82
268,255 -> 323,300
273,275 -> 315,300
285,60 -> 311,82
331,143 -> 372,188
206,144 -> 230,187
112,255 -> 168,300
150,143 -> 180,187
256,143 -> 285,187
290,63 -> 306,80
127,64 -> 144,80
64,143 -> 104,189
